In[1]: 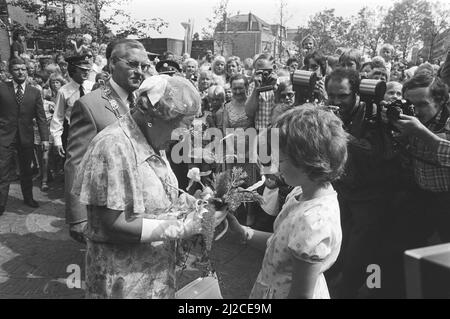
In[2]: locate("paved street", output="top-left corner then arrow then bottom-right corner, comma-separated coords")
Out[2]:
0,177 -> 264,299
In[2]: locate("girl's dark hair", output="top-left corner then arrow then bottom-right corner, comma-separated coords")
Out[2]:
360,62 -> 373,72
304,50 -> 327,76
339,49 -> 362,70
12,30 -> 25,42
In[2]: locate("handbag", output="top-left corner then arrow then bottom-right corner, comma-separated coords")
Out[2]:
176,272 -> 223,299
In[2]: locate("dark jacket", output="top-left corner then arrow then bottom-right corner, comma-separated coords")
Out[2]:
333,102 -> 402,200
65,80 -> 129,224
0,81 -> 48,147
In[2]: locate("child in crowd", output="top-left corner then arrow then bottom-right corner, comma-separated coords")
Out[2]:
227,104 -> 348,299
33,96 -> 55,191
198,70 -> 214,97
212,55 -> 226,85
339,49 -> 362,71
206,85 -> 226,129
383,81 -> 403,102
369,67 -> 389,82
379,43 -> 395,76
197,70 -> 215,115
223,83 -> 232,104
360,62 -> 373,79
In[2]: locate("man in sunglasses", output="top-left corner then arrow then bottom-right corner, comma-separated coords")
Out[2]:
50,54 -> 94,159
64,39 -> 147,243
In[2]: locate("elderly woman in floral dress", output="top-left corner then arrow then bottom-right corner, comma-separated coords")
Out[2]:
72,75 -> 210,299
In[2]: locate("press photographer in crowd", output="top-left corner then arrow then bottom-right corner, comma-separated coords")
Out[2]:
292,50 -> 328,105
245,55 -> 278,129
388,73 -> 450,243
324,68 -> 403,298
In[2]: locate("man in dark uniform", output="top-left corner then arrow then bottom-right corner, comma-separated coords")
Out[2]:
0,58 -> 49,215
155,60 -> 181,76
50,54 -> 94,159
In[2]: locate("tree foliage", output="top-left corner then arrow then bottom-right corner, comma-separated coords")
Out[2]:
379,0 -> 432,59
419,1 -> 450,60
202,0 -> 240,56
305,9 -> 351,55
201,0 -> 230,40
344,6 -> 386,57
288,0 -> 449,61
8,0 -> 168,49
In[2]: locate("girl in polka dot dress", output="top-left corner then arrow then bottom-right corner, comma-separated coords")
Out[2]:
227,104 -> 348,299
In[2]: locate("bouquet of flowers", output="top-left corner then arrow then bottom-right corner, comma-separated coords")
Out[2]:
186,166 -> 265,252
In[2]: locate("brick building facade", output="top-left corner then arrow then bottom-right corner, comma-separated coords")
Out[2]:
214,13 -> 286,61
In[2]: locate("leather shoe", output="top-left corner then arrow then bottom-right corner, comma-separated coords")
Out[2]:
41,182 -> 49,192
0,206 -> 4,216
69,221 -> 87,244
24,199 -> 39,208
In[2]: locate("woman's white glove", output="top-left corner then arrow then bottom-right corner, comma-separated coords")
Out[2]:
180,208 -> 204,238
141,195 -> 206,242
141,211 -> 204,242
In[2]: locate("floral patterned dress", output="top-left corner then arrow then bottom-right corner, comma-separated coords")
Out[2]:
72,112 -> 181,299
250,185 -> 342,299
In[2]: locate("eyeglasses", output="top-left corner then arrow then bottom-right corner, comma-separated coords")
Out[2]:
116,57 -> 150,72
308,64 -> 320,71
281,92 -> 295,99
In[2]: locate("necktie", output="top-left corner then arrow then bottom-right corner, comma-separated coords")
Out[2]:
128,93 -> 136,110
16,85 -> 24,105
79,85 -> 85,97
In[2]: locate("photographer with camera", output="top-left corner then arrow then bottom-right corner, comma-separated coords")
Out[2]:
290,51 -> 329,106
245,55 -> 278,129
387,73 -> 450,244
325,68 -> 403,298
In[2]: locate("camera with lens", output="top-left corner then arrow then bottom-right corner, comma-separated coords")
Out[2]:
256,69 -> 278,93
357,79 -> 387,127
359,79 -> 386,106
384,99 -> 415,122
324,105 -> 341,116
291,70 -> 319,104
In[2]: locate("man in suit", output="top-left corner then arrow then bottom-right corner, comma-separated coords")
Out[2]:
50,55 -> 94,158
65,39 -> 148,242
0,58 -> 49,215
